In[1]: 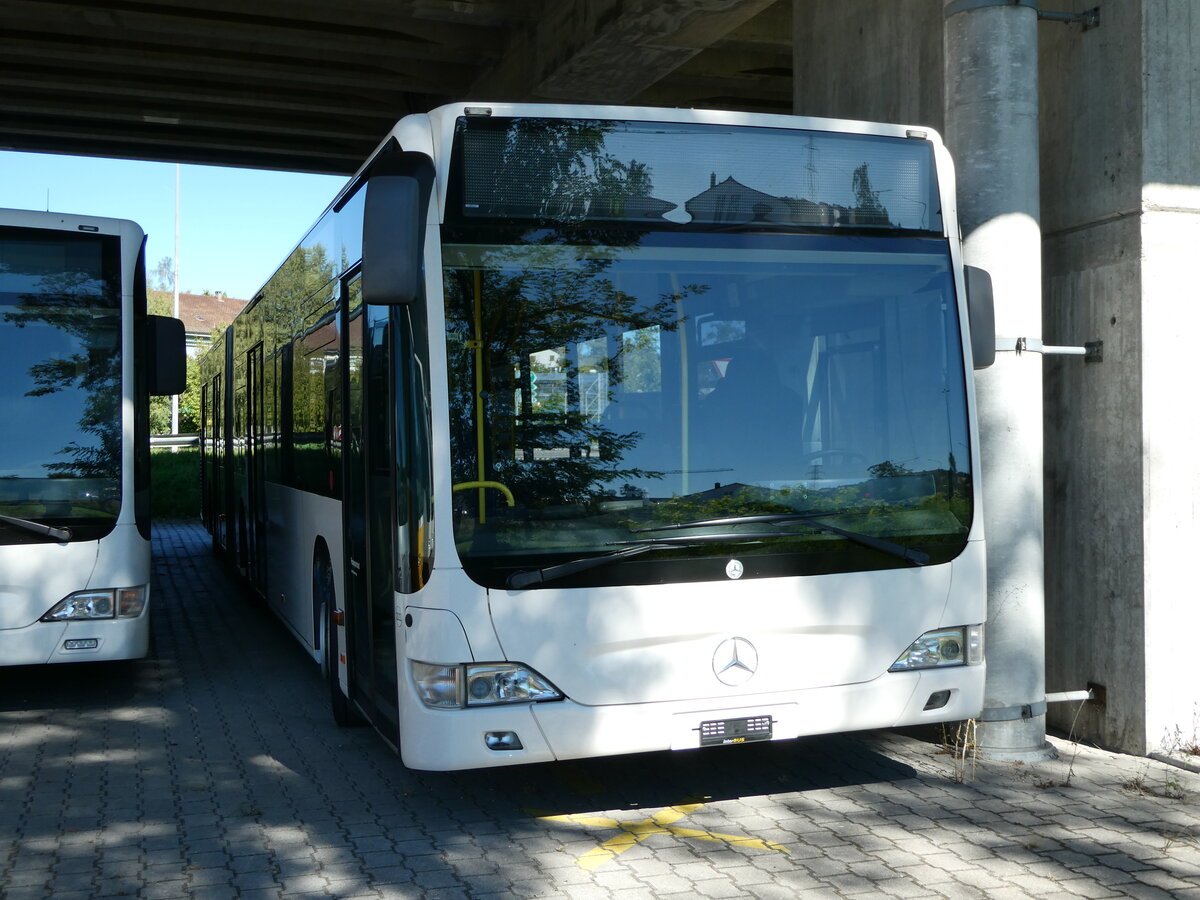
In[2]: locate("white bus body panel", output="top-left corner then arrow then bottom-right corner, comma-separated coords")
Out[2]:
490,557 -> 959,706
0,523 -> 150,665
398,540 -> 984,770
398,648 -> 983,772
263,482 -> 344,660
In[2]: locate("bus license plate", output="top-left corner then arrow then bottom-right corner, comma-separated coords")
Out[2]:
698,715 -> 773,747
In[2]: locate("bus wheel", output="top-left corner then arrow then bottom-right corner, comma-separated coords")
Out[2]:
315,555 -> 361,727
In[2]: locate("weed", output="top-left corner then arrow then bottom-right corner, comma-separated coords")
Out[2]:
1162,777 -> 1187,800
1163,824 -> 1197,853
947,718 -> 978,783
1058,697 -> 1089,787
1122,773 -> 1147,796
1156,704 -> 1200,759
1122,765 -> 1190,801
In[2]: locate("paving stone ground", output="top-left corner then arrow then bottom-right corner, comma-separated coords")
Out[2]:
1,519 -> 1198,899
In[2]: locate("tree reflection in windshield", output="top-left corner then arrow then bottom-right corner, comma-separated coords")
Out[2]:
441,117 -> 970,587
0,230 -> 122,534
443,234 -> 973,585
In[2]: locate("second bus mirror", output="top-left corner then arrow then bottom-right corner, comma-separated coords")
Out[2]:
147,314 -> 187,396
362,151 -> 435,306
965,266 -> 995,370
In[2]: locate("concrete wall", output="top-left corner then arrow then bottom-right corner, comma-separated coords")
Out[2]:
791,0 -> 943,131
1138,0 -> 1200,753
1040,1 -> 1148,749
793,0 -> 1200,754
1044,0 -> 1200,754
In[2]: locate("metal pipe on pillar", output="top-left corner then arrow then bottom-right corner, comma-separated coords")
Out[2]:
944,0 -> 1054,761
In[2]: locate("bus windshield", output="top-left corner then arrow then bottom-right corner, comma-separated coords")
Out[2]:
442,231 -> 973,588
0,227 -> 122,543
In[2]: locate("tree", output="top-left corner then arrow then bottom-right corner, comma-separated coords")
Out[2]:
151,256 -> 175,292
147,289 -> 210,434
5,268 -> 122,478
851,163 -> 891,226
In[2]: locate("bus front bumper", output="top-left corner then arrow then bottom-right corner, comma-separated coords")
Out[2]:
0,613 -> 150,666
397,664 -> 984,771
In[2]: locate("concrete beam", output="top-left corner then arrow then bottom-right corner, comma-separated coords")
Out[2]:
468,0 -> 779,103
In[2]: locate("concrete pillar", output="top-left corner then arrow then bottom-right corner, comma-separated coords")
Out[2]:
944,0 -> 1052,760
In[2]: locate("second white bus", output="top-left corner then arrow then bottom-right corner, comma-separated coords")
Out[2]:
0,208 -> 184,666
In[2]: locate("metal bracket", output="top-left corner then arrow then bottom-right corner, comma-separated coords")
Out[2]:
945,0 -> 1036,18
983,689 -> 1097,722
944,0 -> 1099,30
1038,6 -> 1100,30
980,700 -> 1047,722
997,337 -> 1103,361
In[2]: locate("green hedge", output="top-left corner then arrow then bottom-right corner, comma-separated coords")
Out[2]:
150,448 -> 201,519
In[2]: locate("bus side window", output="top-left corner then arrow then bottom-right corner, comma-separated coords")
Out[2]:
291,302 -> 337,496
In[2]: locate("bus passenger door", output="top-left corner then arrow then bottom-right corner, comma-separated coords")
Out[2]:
246,343 -> 267,595
342,275 -> 400,742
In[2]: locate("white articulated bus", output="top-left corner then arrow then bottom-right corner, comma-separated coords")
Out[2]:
0,208 -> 185,665
199,103 -> 996,770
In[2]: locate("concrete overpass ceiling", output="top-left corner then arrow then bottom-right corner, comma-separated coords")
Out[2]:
0,0 -> 792,175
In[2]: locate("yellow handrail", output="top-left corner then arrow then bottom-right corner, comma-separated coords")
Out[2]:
453,480 -> 515,508
472,270 -> 487,521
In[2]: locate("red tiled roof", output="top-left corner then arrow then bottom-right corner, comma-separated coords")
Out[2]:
172,292 -> 247,335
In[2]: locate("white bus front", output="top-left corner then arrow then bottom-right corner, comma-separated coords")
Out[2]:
0,211 -> 168,666
390,108 -> 986,770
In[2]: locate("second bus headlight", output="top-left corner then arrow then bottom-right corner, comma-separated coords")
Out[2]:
40,586 -> 147,622
411,661 -> 563,709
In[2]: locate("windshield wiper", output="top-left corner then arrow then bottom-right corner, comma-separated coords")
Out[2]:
506,533 -> 769,590
0,513 -> 73,542
634,512 -> 929,567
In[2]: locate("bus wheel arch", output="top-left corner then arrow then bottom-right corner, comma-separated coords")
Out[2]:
313,539 -> 334,654
313,539 -> 360,726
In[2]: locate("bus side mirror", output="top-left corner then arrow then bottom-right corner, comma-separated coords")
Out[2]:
966,266 -> 995,370
362,151 -> 435,306
148,315 -> 187,396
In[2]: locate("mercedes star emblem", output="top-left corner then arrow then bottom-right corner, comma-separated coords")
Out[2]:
713,636 -> 758,686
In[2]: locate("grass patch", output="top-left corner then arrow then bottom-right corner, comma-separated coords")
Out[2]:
151,448 -> 201,519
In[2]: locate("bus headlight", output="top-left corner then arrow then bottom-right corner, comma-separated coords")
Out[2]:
412,661 -> 563,709
411,662 -> 462,708
40,586 -> 147,622
889,625 -> 984,671
464,664 -> 562,706
117,587 -> 147,618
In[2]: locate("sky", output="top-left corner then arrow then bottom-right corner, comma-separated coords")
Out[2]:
0,151 -> 346,301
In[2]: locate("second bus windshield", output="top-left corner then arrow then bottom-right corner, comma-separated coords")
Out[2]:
443,232 -> 973,587
0,227 -> 123,544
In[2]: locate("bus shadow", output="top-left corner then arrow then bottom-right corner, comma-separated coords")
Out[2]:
0,659 -> 153,713
422,732 -> 917,820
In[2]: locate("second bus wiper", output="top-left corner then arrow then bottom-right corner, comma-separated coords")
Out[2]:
0,513 -> 73,542
506,533 -> 769,590
635,512 -> 929,567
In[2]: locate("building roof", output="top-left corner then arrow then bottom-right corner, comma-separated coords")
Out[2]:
172,292 -> 247,337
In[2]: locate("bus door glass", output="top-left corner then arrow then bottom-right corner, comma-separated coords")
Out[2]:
246,343 -> 266,592
342,275 -> 400,737
200,380 -> 209,529
210,373 -> 224,547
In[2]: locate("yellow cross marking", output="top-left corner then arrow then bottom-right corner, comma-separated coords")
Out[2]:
535,801 -> 791,871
